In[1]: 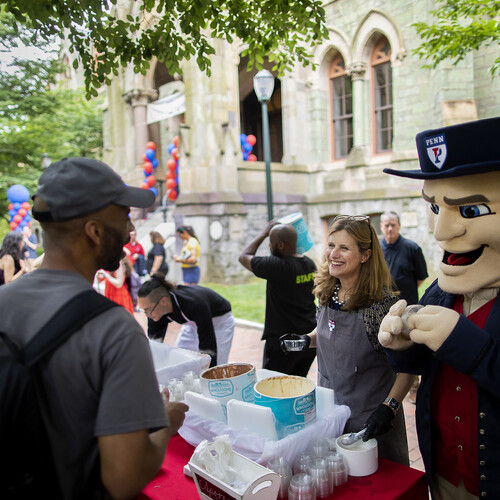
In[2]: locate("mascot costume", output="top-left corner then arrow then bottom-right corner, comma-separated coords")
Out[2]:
379,117 -> 500,500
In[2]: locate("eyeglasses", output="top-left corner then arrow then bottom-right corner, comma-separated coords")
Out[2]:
333,215 -> 370,222
140,298 -> 162,317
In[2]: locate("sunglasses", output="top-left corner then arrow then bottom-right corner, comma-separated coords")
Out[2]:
333,215 -> 370,222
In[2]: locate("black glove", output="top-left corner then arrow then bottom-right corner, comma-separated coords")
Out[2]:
362,403 -> 395,441
279,333 -> 311,353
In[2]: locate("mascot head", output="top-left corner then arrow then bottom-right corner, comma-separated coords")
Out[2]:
385,117 -> 500,294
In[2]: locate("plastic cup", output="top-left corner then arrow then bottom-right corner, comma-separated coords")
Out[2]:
267,456 -> 292,499
401,304 -> 424,335
167,378 -> 185,402
308,438 -> 329,459
294,452 -> 312,474
182,371 -> 197,391
308,459 -> 333,498
288,473 -> 316,500
325,451 -> 348,486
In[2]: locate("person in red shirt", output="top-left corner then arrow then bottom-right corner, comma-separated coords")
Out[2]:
124,230 -> 146,276
379,117 -> 500,499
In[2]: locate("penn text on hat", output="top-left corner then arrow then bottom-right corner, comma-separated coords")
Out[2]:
384,117 -> 500,180
32,157 -> 155,222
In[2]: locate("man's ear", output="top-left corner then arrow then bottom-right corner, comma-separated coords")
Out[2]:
84,219 -> 104,246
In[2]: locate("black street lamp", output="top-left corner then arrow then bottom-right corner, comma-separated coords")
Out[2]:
253,69 -> 275,221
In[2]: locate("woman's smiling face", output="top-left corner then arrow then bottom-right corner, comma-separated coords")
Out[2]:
326,229 -> 370,286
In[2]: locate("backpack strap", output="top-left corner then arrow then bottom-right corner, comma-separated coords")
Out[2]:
22,290 -> 119,367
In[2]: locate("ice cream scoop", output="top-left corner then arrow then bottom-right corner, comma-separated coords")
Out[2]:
339,428 -> 366,446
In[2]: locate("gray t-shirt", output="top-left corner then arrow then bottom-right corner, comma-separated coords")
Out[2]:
0,269 -> 168,499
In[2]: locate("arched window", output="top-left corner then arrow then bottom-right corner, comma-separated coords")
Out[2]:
329,54 -> 353,159
371,36 -> 392,153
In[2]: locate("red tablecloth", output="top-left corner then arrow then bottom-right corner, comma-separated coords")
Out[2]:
139,434 -> 429,500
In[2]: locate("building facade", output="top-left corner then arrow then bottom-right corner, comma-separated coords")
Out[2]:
94,0 -> 500,282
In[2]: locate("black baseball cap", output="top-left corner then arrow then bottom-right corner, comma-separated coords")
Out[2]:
33,157 -> 155,222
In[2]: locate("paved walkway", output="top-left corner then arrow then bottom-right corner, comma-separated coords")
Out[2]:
135,312 -> 424,472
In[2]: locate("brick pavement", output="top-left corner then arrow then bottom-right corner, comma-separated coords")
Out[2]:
135,312 -> 424,472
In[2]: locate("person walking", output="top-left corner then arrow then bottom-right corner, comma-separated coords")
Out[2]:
137,274 -> 234,367
0,231 -> 28,285
239,221 -> 317,377
174,225 -> 201,284
380,211 -> 428,305
0,157 -> 188,499
146,231 -> 169,276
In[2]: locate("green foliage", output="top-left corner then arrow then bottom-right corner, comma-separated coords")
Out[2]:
0,8 -> 103,223
1,0 -> 328,98
204,278 -> 266,324
413,0 -> 500,75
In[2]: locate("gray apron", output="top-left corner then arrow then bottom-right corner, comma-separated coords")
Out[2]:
317,304 -> 409,465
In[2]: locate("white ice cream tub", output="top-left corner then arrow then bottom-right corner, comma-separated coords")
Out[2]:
335,434 -> 378,477
253,376 -> 316,439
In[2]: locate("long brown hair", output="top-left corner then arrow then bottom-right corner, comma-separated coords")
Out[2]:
313,216 -> 395,310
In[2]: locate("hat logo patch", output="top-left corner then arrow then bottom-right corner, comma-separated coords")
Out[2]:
425,134 -> 447,169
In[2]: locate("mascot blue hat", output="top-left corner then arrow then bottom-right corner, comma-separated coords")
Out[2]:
384,116 -> 500,179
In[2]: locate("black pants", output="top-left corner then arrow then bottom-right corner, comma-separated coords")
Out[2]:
263,336 -> 317,377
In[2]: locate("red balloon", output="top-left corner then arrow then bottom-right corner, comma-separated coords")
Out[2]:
21,202 -> 30,209
143,161 -> 153,174
247,134 -> 257,146
171,148 -> 178,160
167,159 -> 177,171
18,208 -> 27,217
166,170 -> 176,180
166,179 -> 177,189
167,189 -> 178,201
140,182 -> 149,190
146,175 -> 156,187
247,154 -> 257,161
8,203 -> 13,210
13,214 -> 22,223
173,135 -> 179,147
146,141 -> 156,150
143,154 -> 148,162
9,221 -> 17,230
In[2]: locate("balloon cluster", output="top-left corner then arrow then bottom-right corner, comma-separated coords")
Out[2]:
165,135 -> 179,202
7,184 -> 31,232
141,141 -> 159,197
240,134 -> 257,161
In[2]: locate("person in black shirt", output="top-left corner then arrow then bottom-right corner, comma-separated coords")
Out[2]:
239,221 -> 317,376
380,211 -> 428,305
137,274 -> 234,367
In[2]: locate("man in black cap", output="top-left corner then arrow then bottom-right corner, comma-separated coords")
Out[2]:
239,221 -> 317,376
0,158 -> 188,499
379,117 -> 500,499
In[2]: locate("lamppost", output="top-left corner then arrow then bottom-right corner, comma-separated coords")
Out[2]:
253,69 -> 275,221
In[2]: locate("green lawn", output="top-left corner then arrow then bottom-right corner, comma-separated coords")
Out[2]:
203,277 -> 266,324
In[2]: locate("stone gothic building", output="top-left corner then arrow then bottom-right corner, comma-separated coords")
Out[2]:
63,0 -> 500,281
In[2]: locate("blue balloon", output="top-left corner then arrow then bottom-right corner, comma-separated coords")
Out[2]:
7,184 -> 29,203
167,143 -> 175,154
19,220 -> 27,228
243,142 -> 252,153
152,158 -> 159,168
13,202 -> 21,210
242,151 -> 249,161
8,209 -> 16,217
240,134 -> 247,146
24,213 -> 31,222
149,187 -> 158,197
145,148 -> 155,161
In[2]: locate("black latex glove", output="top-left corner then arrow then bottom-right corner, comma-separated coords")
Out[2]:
362,403 -> 395,441
279,333 -> 311,353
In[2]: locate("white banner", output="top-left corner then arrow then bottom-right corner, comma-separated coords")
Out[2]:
146,92 -> 185,124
